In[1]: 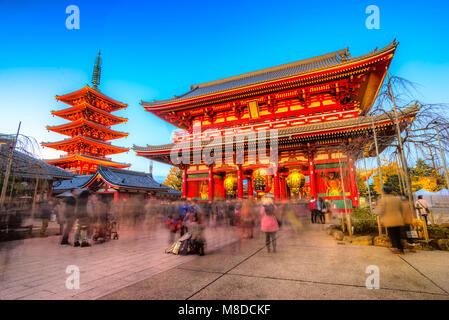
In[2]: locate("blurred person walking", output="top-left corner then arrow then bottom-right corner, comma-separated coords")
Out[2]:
39,199 -> 53,237
309,196 -> 317,223
185,212 -> 206,255
55,198 -> 65,235
317,198 -> 327,224
73,190 -> 91,247
167,203 -> 182,244
60,189 -> 77,245
377,186 -> 406,254
260,198 -> 279,253
241,201 -> 256,238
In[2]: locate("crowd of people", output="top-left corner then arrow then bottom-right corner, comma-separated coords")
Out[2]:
27,187 -> 434,256
32,189 -> 319,254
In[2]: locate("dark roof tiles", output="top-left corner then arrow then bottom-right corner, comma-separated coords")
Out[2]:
143,41 -> 397,106
0,148 -> 74,180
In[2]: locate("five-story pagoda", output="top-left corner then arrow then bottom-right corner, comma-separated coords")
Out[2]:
42,53 -> 130,174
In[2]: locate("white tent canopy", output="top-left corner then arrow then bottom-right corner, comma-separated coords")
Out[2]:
414,189 -> 436,196
435,188 -> 449,196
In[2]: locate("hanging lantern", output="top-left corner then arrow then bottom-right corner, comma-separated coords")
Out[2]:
224,173 -> 237,195
286,170 -> 306,195
252,168 -> 273,194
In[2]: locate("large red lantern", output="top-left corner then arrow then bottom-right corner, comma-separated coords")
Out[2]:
252,168 -> 273,195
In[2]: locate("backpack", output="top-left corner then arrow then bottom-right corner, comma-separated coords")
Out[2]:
264,204 -> 274,216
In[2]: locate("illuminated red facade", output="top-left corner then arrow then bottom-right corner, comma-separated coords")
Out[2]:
134,41 -> 418,210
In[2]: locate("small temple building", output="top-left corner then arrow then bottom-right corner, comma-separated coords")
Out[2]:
42,52 -> 130,174
132,41 -> 417,210
52,165 -> 181,202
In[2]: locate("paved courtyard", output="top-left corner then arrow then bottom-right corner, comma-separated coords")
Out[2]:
0,224 -> 240,300
1,220 -> 449,300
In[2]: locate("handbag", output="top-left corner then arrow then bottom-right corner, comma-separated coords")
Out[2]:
276,217 -> 282,227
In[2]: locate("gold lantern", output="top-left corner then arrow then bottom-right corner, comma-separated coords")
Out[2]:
224,173 -> 237,196
286,170 -> 306,195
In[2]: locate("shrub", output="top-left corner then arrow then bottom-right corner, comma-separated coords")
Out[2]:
350,207 -> 378,235
428,226 -> 449,239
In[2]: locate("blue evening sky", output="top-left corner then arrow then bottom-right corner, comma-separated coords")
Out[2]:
1,0 -> 448,179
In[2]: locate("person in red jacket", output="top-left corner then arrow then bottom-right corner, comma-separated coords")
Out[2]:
309,197 -> 317,223
260,198 -> 279,253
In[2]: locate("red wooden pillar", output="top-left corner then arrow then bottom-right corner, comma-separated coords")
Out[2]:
247,174 -> 253,200
182,167 -> 188,199
222,176 -> 226,200
208,165 -> 214,201
308,152 -> 317,199
280,175 -> 287,201
348,156 -> 359,207
237,165 -> 243,200
113,191 -> 119,203
273,166 -> 280,201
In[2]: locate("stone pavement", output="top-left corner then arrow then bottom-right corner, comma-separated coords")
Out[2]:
0,224 -> 241,300
101,221 -> 449,300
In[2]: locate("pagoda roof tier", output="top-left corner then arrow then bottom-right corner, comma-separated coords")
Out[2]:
41,135 -> 129,155
51,102 -> 128,126
142,41 -> 398,127
44,154 -> 130,169
56,85 -> 127,112
46,118 -> 129,140
134,104 -> 419,164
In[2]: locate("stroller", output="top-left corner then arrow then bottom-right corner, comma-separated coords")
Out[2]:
92,213 -> 119,242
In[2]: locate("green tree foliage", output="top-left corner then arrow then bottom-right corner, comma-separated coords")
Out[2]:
384,174 -> 402,195
372,158 -> 446,194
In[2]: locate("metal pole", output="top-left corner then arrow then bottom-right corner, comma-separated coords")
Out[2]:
363,154 -> 373,214
31,166 -> 40,224
371,117 -> 384,197
395,151 -> 405,196
337,149 -> 351,235
435,123 -> 449,190
387,74 -> 414,214
0,122 -> 21,210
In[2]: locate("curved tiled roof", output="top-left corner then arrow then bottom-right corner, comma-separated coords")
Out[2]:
53,175 -> 93,190
133,104 -> 419,153
53,165 -> 172,192
46,118 -> 129,139
143,40 -> 397,107
56,85 -> 127,110
96,165 -> 169,190
42,135 -> 129,154
0,148 -> 74,180
44,153 -> 131,168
